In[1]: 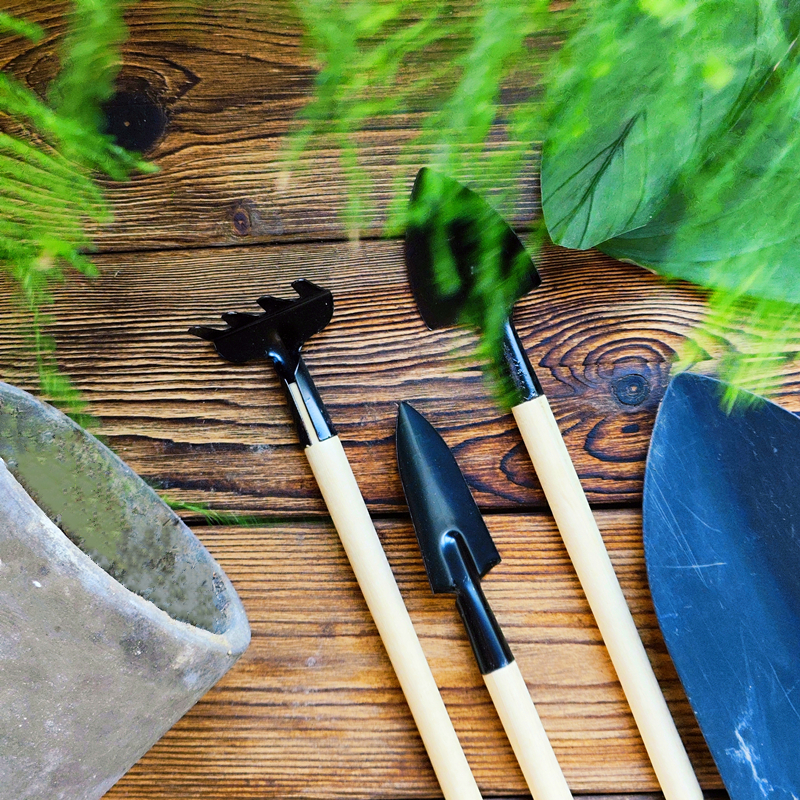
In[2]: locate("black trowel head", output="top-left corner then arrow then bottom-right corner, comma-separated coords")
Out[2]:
396,401 -> 500,594
404,167 -> 540,332
188,279 -> 333,371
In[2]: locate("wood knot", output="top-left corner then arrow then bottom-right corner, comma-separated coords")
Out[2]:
613,373 -> 651,406
231,204 -> 252,235
102,90 -> 167,153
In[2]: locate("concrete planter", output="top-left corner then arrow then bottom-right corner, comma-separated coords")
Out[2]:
0,383 -> 250,799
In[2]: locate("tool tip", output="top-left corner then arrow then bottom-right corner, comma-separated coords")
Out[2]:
396,399 -> 412,418
187,325 -> 214,341
396,400 -> 425,437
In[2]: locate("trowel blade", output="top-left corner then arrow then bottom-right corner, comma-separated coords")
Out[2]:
643,372 -> 800,799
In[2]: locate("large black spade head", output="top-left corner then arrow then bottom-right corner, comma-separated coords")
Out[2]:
643,372 -> 800,799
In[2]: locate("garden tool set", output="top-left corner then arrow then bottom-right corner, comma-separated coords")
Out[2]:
405,169 -> 702,800
190,169 -> 793,800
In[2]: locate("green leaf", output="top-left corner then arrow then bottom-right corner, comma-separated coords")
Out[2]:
540,0 -> 786,249
601,41 -> 800,304
0,11 -> 44,41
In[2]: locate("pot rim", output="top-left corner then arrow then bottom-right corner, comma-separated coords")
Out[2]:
0,382 -> 250,658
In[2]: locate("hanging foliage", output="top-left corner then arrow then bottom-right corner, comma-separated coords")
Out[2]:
542,0 -> 800,399
291,0 -> 800,399
0,1 -> 152,421
4,0 -> 800,407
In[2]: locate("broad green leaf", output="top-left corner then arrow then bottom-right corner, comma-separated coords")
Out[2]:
540,0 -> 785,250
601,40 -> 800,304
603,227 -> 800,303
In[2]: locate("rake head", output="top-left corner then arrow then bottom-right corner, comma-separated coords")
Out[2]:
189,279 -> 333,379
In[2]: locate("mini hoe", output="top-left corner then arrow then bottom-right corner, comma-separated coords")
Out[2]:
189,280 -> 482,800
404,168 -> 703,800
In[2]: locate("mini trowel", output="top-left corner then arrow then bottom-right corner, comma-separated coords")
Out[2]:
189,280 -> 482,800
396,401 -> 573,800
405,168 -> 702,800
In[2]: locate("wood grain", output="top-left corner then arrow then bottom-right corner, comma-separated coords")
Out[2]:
0,4 -> 777,797
0,0 -> 541,250
2,240 -> 798,516
103,510 -> 721,799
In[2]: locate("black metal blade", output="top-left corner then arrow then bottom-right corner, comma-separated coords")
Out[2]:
188,279 -> 336,446
404,167 -> 540,332
396,401 -> 500,594
644,372 -> 800,800
188,279 -> 333,366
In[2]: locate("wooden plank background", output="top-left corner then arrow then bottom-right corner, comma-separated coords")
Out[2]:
2,1 -> 787,797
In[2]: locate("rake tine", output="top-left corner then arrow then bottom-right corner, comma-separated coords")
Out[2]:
187,324 -> 219,341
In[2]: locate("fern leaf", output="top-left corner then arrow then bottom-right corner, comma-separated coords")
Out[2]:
0,3 -> 150,420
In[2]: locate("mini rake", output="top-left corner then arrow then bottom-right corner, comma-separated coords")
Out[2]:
190,279 -> 482,800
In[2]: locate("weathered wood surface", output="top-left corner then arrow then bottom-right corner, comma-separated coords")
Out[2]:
0,1 -> 775,797
0,0 -> 540,250
104,512 -> 721,799
2,238 -> 797,518
0,241 -> 715,516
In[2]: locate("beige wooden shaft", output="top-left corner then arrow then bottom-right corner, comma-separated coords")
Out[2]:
305,435 -> 483,800
512,395 -> 702,800
483,661 -> 573,800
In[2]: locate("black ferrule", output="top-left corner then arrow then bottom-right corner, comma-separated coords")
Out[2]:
266,328 -> 299,383
444,535 -> 513,675
501,318 -> 543,404
281,357 -> 336,446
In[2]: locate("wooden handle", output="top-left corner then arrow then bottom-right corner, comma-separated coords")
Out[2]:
305,435 -> 483,800
512,395 -> 702,800
483,661 -> 573,800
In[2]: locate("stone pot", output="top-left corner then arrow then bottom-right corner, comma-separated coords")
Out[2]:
0,383 -> 250,799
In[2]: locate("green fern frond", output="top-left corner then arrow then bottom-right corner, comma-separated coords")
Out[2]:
288,1 -> 554,404
287,0 -> 466,235
290,0 -> 553,223
0,12 -> 44,42
703,292 -> 800,407
0,2 -> 153,421
291,0 -> 800,401
161,496 -> 265,528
